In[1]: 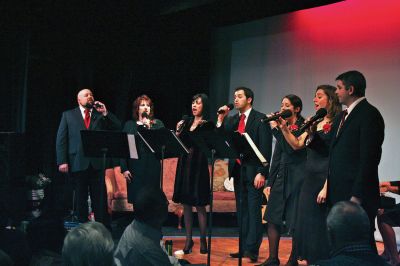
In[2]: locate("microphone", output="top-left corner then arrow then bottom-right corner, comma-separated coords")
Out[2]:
177,115 -> 190,133
87,102 -> 102,109
142,112 -> 149,119
298,108 -> 328,132
261,109 -> 292,123
217,103 -> 234,114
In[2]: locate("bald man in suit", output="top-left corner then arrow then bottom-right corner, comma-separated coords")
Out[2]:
56,88 -> 121,227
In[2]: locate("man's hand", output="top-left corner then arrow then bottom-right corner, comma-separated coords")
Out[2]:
94,101 -> 108,116
379,181 -> 391,194
58,163 -> 69,173
216,105 -> 230,126
317,187 -> 327,204
254,173 -> 265,189
350,196 -> 362,205
123,170 -> 133,183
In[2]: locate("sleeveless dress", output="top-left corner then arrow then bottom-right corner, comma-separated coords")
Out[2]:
296,128 -> 333,263
264,118 -> 307,232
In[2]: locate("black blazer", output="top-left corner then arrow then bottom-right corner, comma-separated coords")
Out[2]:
220,109 -> 273,179
328,99 -> 385,215
56,107 -> 121,172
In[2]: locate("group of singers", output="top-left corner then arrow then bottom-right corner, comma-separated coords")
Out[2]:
56,70 -> 385,265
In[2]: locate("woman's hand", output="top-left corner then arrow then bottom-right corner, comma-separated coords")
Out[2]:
317,186 -> 327,204
264,186 -> 271,200
123,170 -> 133,183
176,120 -> 185,132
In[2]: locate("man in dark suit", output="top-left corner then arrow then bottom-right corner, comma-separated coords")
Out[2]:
328,70 -> 385,251
56,88 -> 121,227
217,87 -> 273,262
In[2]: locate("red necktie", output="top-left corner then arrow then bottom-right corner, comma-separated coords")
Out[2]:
237,113 -> 246,134
236,114 -> 246,164
336,109 -> 348,137
84,109 -> 91,129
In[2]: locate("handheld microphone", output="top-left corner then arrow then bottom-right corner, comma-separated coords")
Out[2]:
298,108 -> 328,132
177,115 -> 190,133
142,112 -> 149,119
217,103 -> 234,114
261,109 -> 292,123
87,102 -> 102,109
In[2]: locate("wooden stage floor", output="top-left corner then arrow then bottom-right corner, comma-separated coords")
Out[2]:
164,237 -> 384,266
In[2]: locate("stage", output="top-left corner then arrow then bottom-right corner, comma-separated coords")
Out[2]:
159,237 -> 384,266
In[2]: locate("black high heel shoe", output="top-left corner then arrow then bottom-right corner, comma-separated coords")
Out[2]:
183,239 -> 194,254
200,237 -> 208,254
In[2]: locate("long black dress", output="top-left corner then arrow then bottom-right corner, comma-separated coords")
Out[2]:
173,119 -> 214,206
264,118 -> 307,232
120,119 -> 164,203
296,127 -> 333,263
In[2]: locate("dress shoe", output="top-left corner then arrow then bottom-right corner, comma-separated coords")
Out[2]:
200,237 -> 208,254
256,257 -> 280,266
183,239 -> 194,254
230,252 -> 243,258
244,251 -> 259,263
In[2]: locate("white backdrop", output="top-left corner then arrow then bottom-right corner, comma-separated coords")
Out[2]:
209,0 -> 400,180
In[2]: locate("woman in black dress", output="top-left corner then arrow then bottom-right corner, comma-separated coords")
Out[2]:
120,95 -> 164,204
260,94 -> 306,266
278,85 -> 341,264
173,93 -> 214,254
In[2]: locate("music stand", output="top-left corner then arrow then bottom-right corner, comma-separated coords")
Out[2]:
137,127 -> 189,189
192,130 -> 267,266
81,130 -> 136,222
190,130 -> 240,266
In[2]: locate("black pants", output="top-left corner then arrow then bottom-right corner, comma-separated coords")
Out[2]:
72,166 -> 110,227
233,164 -> 263,255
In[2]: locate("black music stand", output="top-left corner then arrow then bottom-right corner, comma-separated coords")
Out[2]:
192,130 -> 267,266
190,130 -> 239,266
137,127 -> 189,189
81,130 -> 135,222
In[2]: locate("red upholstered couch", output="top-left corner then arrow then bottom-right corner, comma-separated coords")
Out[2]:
105,159 -> 236,214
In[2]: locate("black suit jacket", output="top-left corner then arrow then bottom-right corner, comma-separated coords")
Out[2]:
328,99 -> 385,215
56,107 -> 121,172
220,109 -> 273,180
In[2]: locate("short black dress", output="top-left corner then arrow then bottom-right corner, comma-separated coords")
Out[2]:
172,119 -> 214,206
264,118 -> 307,232
295,128 -> 332,263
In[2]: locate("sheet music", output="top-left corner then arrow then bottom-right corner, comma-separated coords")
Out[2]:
242,133 -> 268,167
127,134 -> 139,159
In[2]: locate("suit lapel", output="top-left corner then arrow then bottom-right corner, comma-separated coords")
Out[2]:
89,111 -> 99,130
333,99 -> 366,143
245,109 -> 255,132
74,108 -> 86,130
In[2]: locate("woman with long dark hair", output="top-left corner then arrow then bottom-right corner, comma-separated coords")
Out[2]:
259,94 -> 307,266
173,93 -> 214,254
120,95 -> 164,204
276,85 -> 341,264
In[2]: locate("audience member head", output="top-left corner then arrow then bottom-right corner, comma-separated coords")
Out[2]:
132,94 -> 154,121
327,201 -> 370,250
133,187 -> 168,229
62,222 -> 114,266
27,215 -> 67,254
0,249 -> 14,266
315,85 -> 342,119
191,93 -> 210,120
